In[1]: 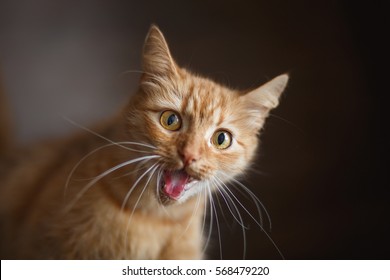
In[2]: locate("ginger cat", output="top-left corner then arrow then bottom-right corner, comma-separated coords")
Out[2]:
0,25 -> 288,259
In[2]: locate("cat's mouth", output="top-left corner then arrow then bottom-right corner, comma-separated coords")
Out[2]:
160,169 -> 198,201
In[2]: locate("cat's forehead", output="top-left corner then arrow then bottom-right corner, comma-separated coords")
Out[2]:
181,77 -> 232,113
142,72 -> 243,130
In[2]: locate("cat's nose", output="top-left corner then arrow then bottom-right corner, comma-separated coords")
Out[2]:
179,147 -> 200,167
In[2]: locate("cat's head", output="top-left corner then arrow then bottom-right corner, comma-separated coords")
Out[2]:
126,25 -> 288,205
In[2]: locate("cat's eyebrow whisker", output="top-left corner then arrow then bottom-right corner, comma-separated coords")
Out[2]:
62,116 -> 156,151
64,155 -> 160,213
118,69 -> 145,79
118,69 -> 159,79
246,167 -> 269,177
269,113 -> 307,137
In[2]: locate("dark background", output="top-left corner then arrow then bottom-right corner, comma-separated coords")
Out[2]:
0,0 -> 388,259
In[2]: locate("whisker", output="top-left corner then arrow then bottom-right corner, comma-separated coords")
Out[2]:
64,142 -> 155,197
103,161 -> 150,181
178,186 -> 203,240
207,185 -> 222,259
211,182 -> 233,231
269,113 -> 306,136
120,162 -> 159,211
246,166 -> 269,177
229,177 -> 272,230
64,155 -> 160,213
124,164 -> 159,250
201,185 -> 212,257
212,177 -> 247,259
216,177 -> 262,229
130,164 -> 159,219
211,178 -> 248,229
154,164 -> 173,218
62,116 -> 156,151
215,177 -> 284,259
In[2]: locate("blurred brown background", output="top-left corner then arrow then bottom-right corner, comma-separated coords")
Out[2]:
0,0 -> 388,259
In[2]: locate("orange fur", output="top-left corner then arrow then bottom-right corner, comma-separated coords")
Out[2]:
0,25 -> 288,259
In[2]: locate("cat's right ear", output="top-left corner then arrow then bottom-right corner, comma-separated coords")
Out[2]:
240,74 -> 289,130
142,25 -> 178,77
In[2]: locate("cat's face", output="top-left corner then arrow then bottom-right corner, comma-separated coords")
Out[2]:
126,26 -> 288,205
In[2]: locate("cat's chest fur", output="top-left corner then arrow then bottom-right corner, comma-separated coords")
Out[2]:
0,143 -> 203,259
52,191 -> 204,259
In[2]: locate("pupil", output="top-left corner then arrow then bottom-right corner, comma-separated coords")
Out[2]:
217,133 -> 225,145
167,114 -> 176,126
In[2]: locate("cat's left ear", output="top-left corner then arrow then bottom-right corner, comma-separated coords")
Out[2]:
142,25 -> 178,77
241,74 -> 289,127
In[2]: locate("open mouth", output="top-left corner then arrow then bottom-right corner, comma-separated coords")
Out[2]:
160,169 -> 198,200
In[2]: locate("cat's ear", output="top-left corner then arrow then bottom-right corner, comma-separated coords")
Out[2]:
142,25 -> 178,77
241,74 -> 289,128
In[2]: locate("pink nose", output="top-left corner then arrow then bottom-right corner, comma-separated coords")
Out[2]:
179,147 -> 200,166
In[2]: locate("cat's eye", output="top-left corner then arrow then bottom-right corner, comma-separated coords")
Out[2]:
160,110 -> 182,131
211,130 -> 232,150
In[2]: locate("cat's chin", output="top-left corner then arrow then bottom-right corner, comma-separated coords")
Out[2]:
158,169 -> 200,205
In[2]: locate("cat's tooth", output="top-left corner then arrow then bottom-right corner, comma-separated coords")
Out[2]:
184,180 -> 198,191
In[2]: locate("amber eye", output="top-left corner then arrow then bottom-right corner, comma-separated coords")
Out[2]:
211,130 -> 232,150
160,110 -> 181,131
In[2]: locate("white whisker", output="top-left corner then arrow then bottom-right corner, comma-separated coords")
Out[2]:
211,178 -> 248,230
215,176 -> 284,259
120,162 -> 159,211
129,164 -> 159,220
207,185 -> 222,260
62,116 -> 156,151
211,183 -> 233,230
121,162 -> 158,248
178,188 -> 203,240
201,185 -> 213,257
124,164 -> 159,249
154,165 -> 173,218
64,141 -> 156,197
64,155 -> 160,213
213,178 -> 248,259
229,177 -> 272,230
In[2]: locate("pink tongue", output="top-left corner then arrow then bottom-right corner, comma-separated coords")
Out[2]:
163,170 -> 189,199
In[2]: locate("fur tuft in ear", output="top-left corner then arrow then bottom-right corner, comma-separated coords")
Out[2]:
240,74 -> 289,130
244,74 -> 289,112
142,25 -> 177,77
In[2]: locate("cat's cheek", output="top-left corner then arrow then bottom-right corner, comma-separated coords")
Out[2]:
221,151 -> 250,178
